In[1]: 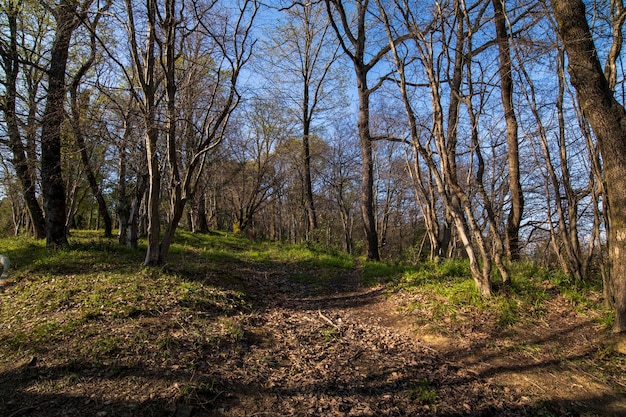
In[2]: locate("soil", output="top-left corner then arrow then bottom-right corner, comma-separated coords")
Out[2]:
2,263 -> 626,417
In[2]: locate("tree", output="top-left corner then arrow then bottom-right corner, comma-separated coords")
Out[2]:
68,2 -> 113,237
492,0 -> 523,262
123,0 -> 161,265
379,0 -> 497,296
325,0 -> 408,261
550,0 -> 626,332
0,0 -> 46,239
226,97 -> 292,235
319,120 -> 360,254
269,2 -> 341,239
40,0 -> 97,247
157,0 -> 258,263
121,0 -> 257,265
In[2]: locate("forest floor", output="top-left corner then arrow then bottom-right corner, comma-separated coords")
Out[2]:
1,232 -> 625,416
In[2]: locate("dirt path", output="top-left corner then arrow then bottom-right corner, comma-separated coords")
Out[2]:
193,265 -> 626,416
2,260 -> 625,417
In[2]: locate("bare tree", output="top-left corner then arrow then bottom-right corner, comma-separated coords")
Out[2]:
68,1 -> 113,237
225,97 -> 291,235
319,121 -> 360,254
551,0 -> 626,332
123,0 -> 161,265
492,0 -> 523,261
325,0 -> 410,261
156,0 -> 258,263
379,0 -> 494,296
268,2 -> 342,239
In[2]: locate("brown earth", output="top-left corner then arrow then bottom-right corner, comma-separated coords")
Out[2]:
1,263 -> 625,417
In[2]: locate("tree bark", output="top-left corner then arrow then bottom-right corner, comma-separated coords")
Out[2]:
303,114 -> 318,236
356,70 -> 380,261
125,0 -> 160,265
0,3 -> 46,239
551,0 -> 626,332
41,1 -> 86,248
492,0 -> 523,261
195,193 -> 210,234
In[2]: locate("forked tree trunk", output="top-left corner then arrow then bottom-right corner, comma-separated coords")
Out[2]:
551,0 -> 626,332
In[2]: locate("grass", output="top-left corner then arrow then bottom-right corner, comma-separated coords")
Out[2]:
385,258 -> 610,331
0,231 -> 623,416
1,233 -> 612,340
407,379 -> 438,404
0,230 -> 358,365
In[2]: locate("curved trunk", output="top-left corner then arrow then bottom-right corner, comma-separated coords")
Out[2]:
551,0 -> 626,332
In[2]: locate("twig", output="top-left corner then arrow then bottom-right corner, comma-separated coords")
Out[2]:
318,310 -> 341,331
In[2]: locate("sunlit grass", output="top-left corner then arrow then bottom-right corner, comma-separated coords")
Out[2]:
384,258 -> 609,331
0,230 -> 357,366
0,230 -> 613,365
0,231 -> 254,365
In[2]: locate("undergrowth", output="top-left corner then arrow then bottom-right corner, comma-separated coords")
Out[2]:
0,230 -> 622,416
373,258 -> 611,331
0,230 -> 355,366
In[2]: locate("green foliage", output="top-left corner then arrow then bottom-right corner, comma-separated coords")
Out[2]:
362,261 -> 408,286
388,258 -> 609,330
0,230 -> 362,370
407,379 -> 438,404
321,326 -> 338,342
0,198 -> 15,238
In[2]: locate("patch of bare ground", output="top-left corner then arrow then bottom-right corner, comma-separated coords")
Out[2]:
1,262 -> 625,417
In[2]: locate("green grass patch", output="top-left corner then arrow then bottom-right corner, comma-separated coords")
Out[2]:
388,258 -> 605,330
407,379 -> 438,404
0,231 -> 264,364
0,230 -> 359,370
362,261 -> 408,286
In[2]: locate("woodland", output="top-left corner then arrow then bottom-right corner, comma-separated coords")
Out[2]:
2,1 -> 626,414
2,0 -> 626,328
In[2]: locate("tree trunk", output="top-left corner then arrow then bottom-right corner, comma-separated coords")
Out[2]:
129,0 -> 161,266
128,173 -> 148,249
117,136 -> 130,245
196,194 -> 210,234
303,119 -> 318,237
492,0 -> 523,261
357,70 -> 380,261
325,0 -> 391,261
551,0 -> 626,332
41,1 -> 83,248
144,122 -> 162,265
0,2 -> 46,239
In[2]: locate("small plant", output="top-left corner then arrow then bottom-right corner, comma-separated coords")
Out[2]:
321,326 -> 338,342
175,379 -> 218,404
90,336 -> 121,357
156,334 -> 177,351
496,298 -> 518,329
407,379 -> 438,404
218,317 -> 243,341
